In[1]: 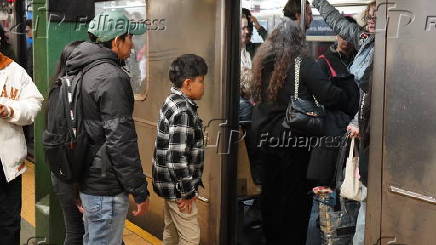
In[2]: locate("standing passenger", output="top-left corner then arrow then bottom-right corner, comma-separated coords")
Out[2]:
250,0 -> 357,243
66,11 -> 150,245
305,16 -> 358,245
0,24 -> 15,60
152,54 -> 208,245
49,41 -> 85,245
240,8 -> 268,185
311,1 -> 377,244
0,51 -> 43,244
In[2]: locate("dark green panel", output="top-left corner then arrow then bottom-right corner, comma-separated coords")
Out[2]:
34,0 -> 91,243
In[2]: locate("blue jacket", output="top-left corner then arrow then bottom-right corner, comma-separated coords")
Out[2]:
313,0 -> 375,93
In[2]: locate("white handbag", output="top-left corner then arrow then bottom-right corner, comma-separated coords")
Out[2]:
340,138 -> 363,201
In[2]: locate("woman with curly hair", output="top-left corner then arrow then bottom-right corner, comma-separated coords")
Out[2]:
250,12 -> 358,244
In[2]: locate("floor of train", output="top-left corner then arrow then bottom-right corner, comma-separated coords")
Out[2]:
21,162 -> 162,245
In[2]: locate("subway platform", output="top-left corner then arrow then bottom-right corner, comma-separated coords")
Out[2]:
20,162 -> 162,245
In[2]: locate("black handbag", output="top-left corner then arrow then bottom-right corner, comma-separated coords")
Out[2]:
282,56 -> 325,135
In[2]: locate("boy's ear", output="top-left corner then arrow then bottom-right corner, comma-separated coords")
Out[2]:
182,78 -> 193,89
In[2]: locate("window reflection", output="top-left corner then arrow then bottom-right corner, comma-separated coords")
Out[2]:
95,0 -> 148,96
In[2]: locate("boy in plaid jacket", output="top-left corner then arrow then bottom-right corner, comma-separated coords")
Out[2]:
152,54 -> 208,245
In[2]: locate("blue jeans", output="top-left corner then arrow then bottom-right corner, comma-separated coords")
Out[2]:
239,97 -> 252,123
353,186 -> 367,245
306,192 -> 336,245
80,192 -> 129,245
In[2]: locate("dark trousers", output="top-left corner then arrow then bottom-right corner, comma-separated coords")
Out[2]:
0,165 -> 22,245
259,147 -> 312,245
51,174 -> 84,245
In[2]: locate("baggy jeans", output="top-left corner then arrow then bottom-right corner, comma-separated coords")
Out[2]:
80,192 -> 129,245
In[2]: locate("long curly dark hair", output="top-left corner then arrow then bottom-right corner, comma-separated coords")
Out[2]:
251,18 -> 307,103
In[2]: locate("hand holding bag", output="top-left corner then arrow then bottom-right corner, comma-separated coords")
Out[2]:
340,137 -> 363,201
282,56 -> 325,135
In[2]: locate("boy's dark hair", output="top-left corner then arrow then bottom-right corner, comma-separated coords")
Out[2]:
169,54 -> 208,88
88,32 -> 129,49
283,0 -> 310,20
344,16 -> 357,25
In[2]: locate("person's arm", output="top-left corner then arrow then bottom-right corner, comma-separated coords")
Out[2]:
312,0 -> 362,49
251,16 -> 268,41
5,72 -> 43,126
167,110 -> 197,200
98,72 -> 149,204
347,113 -> 360,138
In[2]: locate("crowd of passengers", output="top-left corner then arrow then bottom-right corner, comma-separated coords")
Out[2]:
241,0 -> 375,244
0,0 -> 375,244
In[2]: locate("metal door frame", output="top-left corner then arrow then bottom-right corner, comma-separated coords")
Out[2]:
365,0 -> 386,244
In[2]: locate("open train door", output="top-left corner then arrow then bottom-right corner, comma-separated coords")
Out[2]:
367,0 -> 436,244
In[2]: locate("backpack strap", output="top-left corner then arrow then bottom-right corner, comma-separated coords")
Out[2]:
318,54 -> 337,78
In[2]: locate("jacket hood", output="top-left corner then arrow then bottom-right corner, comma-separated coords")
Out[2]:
0,52 -> 13,70
66,42 -> 119,74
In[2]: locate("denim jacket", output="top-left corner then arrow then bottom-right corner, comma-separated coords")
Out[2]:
313,0 -> 375,93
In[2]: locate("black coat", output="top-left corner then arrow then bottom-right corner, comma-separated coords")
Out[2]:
252,55 -> 357,144
66,42 -> 148,203
306,46 -> 359,186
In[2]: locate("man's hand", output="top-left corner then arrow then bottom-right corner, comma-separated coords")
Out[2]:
177,197 -> 196,214
132,199 -> 150,216
347,125 -> 360,138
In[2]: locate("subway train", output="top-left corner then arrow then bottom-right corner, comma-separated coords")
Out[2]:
31,0 -> 436,244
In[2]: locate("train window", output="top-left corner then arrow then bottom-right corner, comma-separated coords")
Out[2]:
241,0 -> 367,58
95,0 -> 148,100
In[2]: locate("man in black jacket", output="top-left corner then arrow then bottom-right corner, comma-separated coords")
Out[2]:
66,11 -> 149,245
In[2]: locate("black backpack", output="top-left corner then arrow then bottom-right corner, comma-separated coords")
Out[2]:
43,60 -> 110,182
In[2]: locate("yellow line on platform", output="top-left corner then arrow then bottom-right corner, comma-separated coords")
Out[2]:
21,161 -> 36,227
125,220 -> 162,245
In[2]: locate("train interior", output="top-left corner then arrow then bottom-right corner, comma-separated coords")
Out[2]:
236,1 -> 371,244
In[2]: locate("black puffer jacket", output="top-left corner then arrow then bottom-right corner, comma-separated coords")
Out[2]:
66,42 -> 148,203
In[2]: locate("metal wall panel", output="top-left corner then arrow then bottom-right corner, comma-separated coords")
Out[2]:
365,0 -> 386,244
381,0 -> 436,244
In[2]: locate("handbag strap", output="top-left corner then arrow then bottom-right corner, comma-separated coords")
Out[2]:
348,137 -> 355,159
294,56 -> 302,99
318,54 -> 337,77
294,56 -> 320,106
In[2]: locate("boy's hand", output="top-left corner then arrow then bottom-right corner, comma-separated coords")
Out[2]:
177,197 -> 196,214
132,199 -> 150,216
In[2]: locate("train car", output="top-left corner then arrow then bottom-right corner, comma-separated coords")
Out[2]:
32,0 -> 436,244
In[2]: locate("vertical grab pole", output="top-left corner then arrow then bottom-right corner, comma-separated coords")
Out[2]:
300,0 -> 306,32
